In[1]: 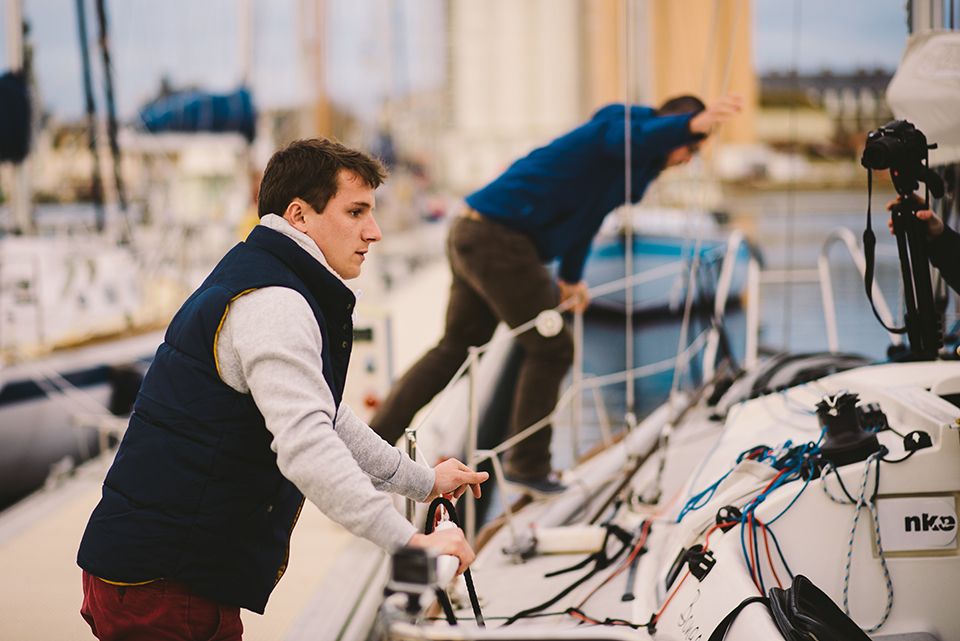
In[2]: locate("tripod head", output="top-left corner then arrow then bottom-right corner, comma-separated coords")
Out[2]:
862,120 -> 944,199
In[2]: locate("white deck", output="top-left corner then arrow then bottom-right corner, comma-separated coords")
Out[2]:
408,361 -> 960,640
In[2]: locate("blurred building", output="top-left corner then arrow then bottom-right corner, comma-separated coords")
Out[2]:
758,69 -> 894,151
437,0 -> 758,193
710,68 -> 895,186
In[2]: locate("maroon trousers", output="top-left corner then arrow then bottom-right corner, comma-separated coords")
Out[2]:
81,571 -> 243,641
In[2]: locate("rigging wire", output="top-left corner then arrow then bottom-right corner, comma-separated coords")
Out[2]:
670,0 -> 744,397
623,0 -> 636,428
641,0 -> 746,504
515,430 -> 841,632
700,0 -> 723,97
717,0 -> 744,103
782,0 -> 802,351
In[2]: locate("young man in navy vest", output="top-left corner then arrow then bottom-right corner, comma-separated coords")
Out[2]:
370,95 -> 742,496
77,139 -> 487,641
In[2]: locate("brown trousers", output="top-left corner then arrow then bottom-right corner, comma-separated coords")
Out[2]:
371,216 -> 573,480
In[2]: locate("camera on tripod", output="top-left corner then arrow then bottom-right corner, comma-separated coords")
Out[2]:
861,120 -> 943,199
859,120 -> 945,360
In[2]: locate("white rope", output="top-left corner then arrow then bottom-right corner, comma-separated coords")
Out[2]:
409,261 -> 686,435
820,454 -> 894,633
841,452 -> 893,632
483,328 -> 711,460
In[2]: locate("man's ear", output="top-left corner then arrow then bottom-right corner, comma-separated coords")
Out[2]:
283,199 -> 308,232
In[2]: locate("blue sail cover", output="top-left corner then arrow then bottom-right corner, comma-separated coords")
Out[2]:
0,71 -> 31,163
139,87 -> 256,142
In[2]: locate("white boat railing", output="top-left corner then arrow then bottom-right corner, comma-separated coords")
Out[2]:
403,223 -> 908,542
710,226 -> 902,366
818,227 -> 902,352
703,230 -> 759,380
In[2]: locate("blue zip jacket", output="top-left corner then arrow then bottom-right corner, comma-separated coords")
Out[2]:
77,226 -> 355,613
465,104 -> 695,283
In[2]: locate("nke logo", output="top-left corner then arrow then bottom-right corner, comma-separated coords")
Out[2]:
904,513 -> 956,533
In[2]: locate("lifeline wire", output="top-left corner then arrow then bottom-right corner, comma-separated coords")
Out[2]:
623,0 -> 635,422
782,0 -> 802,351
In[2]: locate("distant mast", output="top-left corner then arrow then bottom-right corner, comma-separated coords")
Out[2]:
94,0 -> 127,213
75,0 -> 106,232
238,0 -> 252,88
3,0 -> 33,233
298,0 -> 331,137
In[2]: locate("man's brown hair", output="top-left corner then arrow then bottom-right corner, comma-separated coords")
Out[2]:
257,138 -> 387,218
656,95 -> 706,117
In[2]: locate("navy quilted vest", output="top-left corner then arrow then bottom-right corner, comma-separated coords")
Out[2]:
77,226 -> 355,613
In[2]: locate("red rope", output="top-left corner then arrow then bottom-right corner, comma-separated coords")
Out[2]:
703,521 -> 738,551
653,570 -> 690,625
573,520 -> 652,609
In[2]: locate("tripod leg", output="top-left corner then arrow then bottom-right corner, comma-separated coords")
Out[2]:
892,205 -> 924,355
905,210 -> 941,358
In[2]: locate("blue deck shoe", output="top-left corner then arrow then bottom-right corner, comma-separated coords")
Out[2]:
503,472 -> 567,498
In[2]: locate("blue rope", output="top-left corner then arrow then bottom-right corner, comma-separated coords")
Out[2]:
676,468 -> 733,522
765,469 -> 813,525
731,437 -> 822,591
677,435 -> 823,592
739,516 -> 752,588
764,524 -> 795,580
677,441 -> 787,523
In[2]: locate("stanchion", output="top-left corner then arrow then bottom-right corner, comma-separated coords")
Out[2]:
465,346 -> 480,545
404,428 -> 417,523
571,309 -> 584,460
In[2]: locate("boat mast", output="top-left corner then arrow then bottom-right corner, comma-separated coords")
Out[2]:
298,0 -> 331,136
3,0 -> 33,234
75,0 -> 105,232
238,0 -> 252,88
94,0 -> 127,212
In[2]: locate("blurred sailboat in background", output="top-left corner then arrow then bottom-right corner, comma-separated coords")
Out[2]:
0,0 -> 257,508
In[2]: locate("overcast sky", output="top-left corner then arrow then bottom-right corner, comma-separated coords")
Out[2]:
753,0 -> 908,72
0,0 -> 910,122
